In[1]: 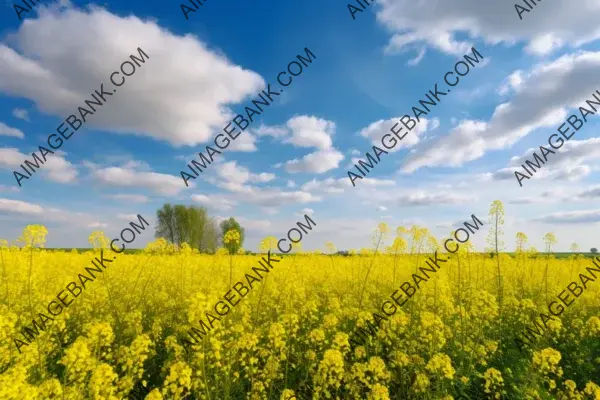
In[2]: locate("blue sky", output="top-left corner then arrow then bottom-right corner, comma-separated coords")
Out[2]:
1,0 -> 600,252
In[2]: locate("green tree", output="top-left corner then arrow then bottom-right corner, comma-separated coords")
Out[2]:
156,204 -> 176,244
174,204 -> 191,246
156,204 -> 218,252
220,217 -> 245,255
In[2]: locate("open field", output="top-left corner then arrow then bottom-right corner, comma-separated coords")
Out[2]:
1,239 -> 599,400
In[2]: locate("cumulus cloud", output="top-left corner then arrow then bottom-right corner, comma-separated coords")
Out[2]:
216,161 -> 275,185
116,214 -> 139,221
191,194 -> 236,211
498,70 -> 525,95
0,185 -> 19,193
284,149 -> 344,174
88,221 -> 108,228
0,147 -> 78,184
301,176 -> 394,194
104,193 -> 150,203
394,190 -> 474,206
577,185 -> 600,199
228,132 -> 258,152
12,108 -> 30,122
533,209 -> 600,224
377,0 -> 600,57
252,116 -> 344,174
403,51 -> 600,173
0,122 -> 25,138
0,7 -> 264,147
284,115 -> 336,150
254,124 -> 288,139
359,117 -> 435,153
302,177 -> 349,194
217,181 -> 321,208
89,162 -> 190,196
0,198 -> 43,214
490,138 -> 600,184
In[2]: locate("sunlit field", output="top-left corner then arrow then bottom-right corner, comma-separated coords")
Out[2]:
1,227 -> 599,400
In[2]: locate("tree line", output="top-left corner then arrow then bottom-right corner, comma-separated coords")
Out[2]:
154,204 -> 245,254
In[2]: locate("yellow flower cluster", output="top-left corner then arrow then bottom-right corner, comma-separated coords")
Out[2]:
0,224 -> 598,399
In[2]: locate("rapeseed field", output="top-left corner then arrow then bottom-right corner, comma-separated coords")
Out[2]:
0,225 -> 599,400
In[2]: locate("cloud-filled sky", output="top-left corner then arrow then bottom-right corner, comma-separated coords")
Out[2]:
1,0 -> 600,252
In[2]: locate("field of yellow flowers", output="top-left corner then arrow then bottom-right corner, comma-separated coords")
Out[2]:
0,225 -> 599,400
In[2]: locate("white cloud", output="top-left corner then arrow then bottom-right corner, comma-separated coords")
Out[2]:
362,178 -> 396,186
0,122 -> 25,138
533,209 -> 600,224
228,132 -> 258,152
284,149 -> 344,174
88,221 -> 108,228
302,177 -> 349,194
0,147 -> 78,184
0,198 -> 43,214
0,7 -> 265,147
191,194 -> 236,211
214,215 -> 272,233
12,108 -> 30,122
377,205 -> 388,212
300,208 -> 314,216
104,193 -> 150,203
490,138 -> 600,184
216,161 -> 275,185
509,196 -> 552,205
301,176 -> 394,194
116,214 -> 139,221
217,182 -> 321,208
577,185 -> 600,199
359,117 -> 434,153
404,51 -> 600,172
287,180 -> 296,188
377,0 -> 600,57
394,190 -> 474,207
498,70 -> 525,95
254,124 -> 287,139
89,162 -> 190,195
0,185 -> 19,193
284,115 -> 335,150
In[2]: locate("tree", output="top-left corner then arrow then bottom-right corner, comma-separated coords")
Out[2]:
155,204 -> 218,252
202,219 -> 219,253
174,204 -> 191,246
156,204 -> 176,244
592,248 -> 598,254
220,217 -> 245,255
